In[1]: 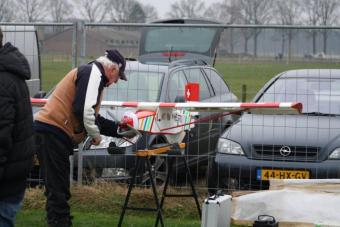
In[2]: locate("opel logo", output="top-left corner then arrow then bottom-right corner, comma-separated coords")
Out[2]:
279,146 -> 291,156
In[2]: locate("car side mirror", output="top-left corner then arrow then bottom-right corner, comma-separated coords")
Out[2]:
33,91 -> 46,98
174,95 -> 185,103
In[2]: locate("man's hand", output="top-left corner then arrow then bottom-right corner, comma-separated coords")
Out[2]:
118,123 -> 137,138
91,135 -> 102,145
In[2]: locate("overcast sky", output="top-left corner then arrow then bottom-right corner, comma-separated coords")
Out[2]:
137,0 -> 220,18
137,0 -> 172,18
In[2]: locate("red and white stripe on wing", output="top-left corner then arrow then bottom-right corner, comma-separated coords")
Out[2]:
31,98 -> 48,106
31,98 -> 302,114
99,101 -> 302,114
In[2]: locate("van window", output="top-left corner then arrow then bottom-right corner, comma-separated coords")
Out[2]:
1,26 -> 40,96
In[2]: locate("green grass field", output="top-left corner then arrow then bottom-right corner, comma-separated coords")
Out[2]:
41,56 -> 340,101
16,210 -> 202,227
18,183 -> 250,226
215,60 -> 340,100
17,184 -> 215,227
41,57 -> 72,92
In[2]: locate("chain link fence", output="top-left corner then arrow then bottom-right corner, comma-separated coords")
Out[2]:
2,22 -> 340,194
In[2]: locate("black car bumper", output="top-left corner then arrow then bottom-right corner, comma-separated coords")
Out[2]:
73,148 -> 136,169
214,153 -> 340,180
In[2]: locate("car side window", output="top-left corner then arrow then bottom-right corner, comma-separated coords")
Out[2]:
204,68 -> 230,95
184,68 -> 211,100
167,70 -> 187,102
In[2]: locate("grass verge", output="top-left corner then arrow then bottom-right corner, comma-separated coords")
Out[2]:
20,182 -> 248,226
16,210 -> 201,227
20,182 -> 205,226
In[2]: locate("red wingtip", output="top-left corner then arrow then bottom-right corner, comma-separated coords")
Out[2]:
31,98 -> 47,105
292,102 -> 303,113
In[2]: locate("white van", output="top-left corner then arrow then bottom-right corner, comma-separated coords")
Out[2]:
1,26 -> 41,96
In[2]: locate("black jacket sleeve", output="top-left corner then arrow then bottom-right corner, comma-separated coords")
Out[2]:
0,84 -> 15,181
96,114 -> 122,138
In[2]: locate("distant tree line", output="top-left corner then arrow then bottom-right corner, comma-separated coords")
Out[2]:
1,0 -> 338,25
1,0 -> 339,55
1,0 -> 338,26
170,0 -> 339,56
0,0 -> 158,23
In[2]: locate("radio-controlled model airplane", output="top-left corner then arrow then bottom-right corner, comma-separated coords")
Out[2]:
31,98 -> 302,145
31,82 -> 302,146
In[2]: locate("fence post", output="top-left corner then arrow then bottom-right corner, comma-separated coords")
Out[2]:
80,21 -> 86,65
77,142 -> 84,185
71,22 -> 78,68
69,155 -> 74,184
241,84 -> 247,102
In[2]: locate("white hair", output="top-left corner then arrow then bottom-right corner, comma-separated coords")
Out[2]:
96,56 -> 118,69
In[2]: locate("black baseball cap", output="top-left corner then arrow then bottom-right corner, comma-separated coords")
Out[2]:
105,49 -> 127,81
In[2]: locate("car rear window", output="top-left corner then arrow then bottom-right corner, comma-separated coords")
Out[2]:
144,27 -> 217,53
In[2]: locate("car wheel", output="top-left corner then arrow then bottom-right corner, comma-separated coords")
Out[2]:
206,156 -> 240,194
140,156 -> 168,186
207,156 -> 218,195
224,177 -> 239,191
139,139 -> 169,186
73,165 -> 103,184
83,167 -> 103,184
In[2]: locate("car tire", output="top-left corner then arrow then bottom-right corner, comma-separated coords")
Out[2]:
73,165 -> 103,184
224,177 -> 239,191
138,139 -> 169,186
207,156 -> 241,194
207,155 -> 218,195
83,167 -> 103,184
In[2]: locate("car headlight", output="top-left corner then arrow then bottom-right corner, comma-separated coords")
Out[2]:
217,138 -> 244,155
329,148 -> 340,159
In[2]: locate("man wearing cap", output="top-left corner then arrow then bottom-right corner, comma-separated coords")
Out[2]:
34,49 -> 127,227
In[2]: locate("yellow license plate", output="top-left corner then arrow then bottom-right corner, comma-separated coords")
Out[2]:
258,169 -> 310,180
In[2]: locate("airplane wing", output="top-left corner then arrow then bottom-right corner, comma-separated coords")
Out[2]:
31,98 -> 302,143
100,101 -> 303,114
31,98 -> 302,114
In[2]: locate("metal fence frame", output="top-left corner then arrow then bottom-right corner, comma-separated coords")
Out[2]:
2,21 -> 340,186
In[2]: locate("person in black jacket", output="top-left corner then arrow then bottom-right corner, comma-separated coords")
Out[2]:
0,28 -> 35,226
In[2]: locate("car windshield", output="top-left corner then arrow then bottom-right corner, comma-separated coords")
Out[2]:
257,77 -> 340,115
103,70 -> 163,102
